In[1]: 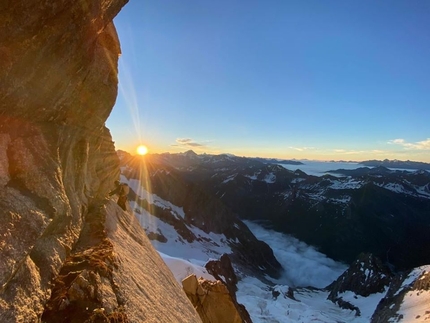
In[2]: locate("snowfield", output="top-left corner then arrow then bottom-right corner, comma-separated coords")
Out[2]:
389,266 -> 430,323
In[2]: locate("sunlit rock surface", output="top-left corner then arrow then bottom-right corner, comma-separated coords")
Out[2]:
0,1 -> 201,322
40,200 -> 201,323
182,274 -> 247,323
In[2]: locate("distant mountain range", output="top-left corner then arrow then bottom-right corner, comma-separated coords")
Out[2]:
120,150 -> 430,270
360,159 -> 430,170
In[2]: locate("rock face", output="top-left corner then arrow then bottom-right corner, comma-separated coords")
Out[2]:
41,200 -> 202,323
327,253 -> 392,300
182,274 -> 248,323
205,254 -> 252,323
205,254 -> 238,296
326,253 -> 392,317
0,1 -> 201,322
371,265 -> 430,323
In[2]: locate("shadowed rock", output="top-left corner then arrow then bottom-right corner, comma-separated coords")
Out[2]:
327,253 -> 392,301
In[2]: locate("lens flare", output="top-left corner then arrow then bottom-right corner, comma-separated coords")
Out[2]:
136,145 -> 148,156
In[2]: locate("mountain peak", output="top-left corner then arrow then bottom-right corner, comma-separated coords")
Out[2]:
182,150 -> 198,157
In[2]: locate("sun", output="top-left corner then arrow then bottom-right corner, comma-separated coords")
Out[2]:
136,145 -> 148,156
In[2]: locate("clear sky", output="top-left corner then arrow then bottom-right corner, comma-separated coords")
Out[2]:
107,0 -> 430,162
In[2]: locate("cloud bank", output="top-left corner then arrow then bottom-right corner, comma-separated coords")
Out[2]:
244,220 -> 347,288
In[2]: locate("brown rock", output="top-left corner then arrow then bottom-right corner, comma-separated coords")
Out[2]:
183,274 -> 250,323
205,254 -> 238,296
41,201 -> 201,323
0,1 -> 126,319
0,1 -> 202,322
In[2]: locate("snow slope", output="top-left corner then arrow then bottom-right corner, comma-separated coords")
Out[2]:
389,266 -> 430,323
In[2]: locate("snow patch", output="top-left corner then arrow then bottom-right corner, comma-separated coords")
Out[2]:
245,173 -> 258,180
329,178 -> 363,190
128,178 -> 185,219
263,173 -> 276,183
222,174 -> 237,184
375,182 -> 406,194
158,252 -> 215,282
291,178 -> 306,184
327,195 -> 351,204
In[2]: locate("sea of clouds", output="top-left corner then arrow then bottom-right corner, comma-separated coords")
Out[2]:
244,220 -> 347,288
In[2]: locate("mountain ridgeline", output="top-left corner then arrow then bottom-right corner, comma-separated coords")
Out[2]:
122,151 -> 430,271
118,150 -> 430,321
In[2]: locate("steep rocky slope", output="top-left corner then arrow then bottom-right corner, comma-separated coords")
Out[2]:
371,265 -> 430,322
0,1 -> 201,322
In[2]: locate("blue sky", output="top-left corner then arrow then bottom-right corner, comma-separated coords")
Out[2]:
107,0 -> 430,162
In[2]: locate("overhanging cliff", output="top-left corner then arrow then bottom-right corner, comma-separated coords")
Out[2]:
0,1 -> 201,322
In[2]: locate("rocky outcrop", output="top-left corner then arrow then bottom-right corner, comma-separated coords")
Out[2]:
183,274 -> 250,323
327,253 -> 392,300
0,1 -> 201,322
205,254 -> 252,323
326,253 -> 392,317
371,265 -> 430,323
205,254 -> 238,296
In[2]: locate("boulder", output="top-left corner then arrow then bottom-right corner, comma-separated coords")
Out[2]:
205,254 -> 252,322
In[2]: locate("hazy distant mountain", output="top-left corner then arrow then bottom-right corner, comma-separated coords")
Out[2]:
360,159 -> 430,170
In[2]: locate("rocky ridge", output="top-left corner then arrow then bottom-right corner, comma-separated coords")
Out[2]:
142,151 -> 430,270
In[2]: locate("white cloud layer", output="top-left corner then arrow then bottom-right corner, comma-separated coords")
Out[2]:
244,221 -> 347,288
288,146 -> 316,152
388,138 -> 430,150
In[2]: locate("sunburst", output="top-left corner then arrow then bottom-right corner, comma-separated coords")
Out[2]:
136,145 -> 148,156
